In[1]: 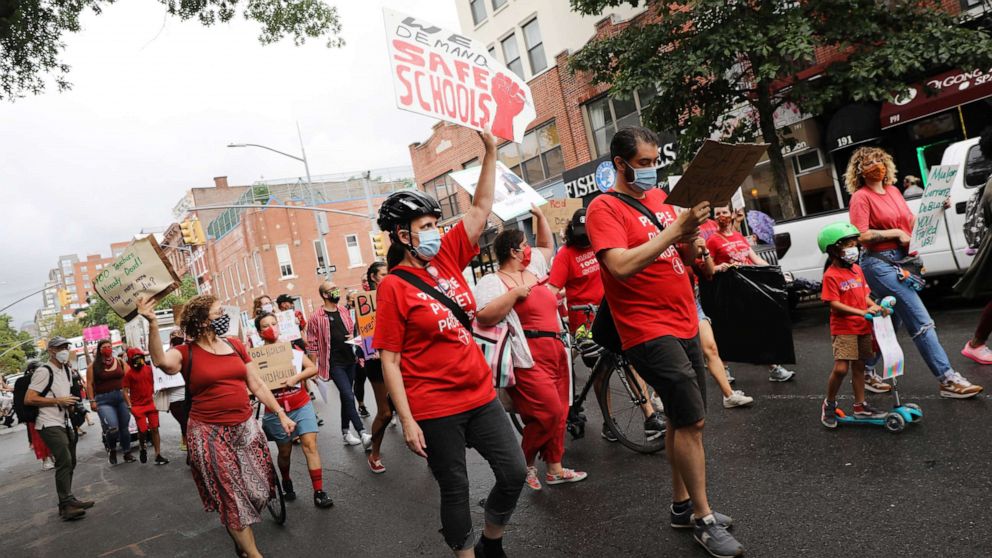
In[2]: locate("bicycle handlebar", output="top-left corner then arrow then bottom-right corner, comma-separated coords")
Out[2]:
569,304 -> 599,313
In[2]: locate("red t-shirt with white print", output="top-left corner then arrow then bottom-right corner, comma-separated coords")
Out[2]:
821,264 -> 873,336
549,244 -> 605,333
706,230 -> 754,266
586,189 -> 697,350
372,222 -> 495,421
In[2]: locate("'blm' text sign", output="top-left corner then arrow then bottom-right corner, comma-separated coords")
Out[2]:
354,292 -> 377,356
93,236 -> 180,321
383,8 -> 535,143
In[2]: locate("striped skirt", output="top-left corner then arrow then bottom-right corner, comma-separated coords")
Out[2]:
187,416 -> 276,530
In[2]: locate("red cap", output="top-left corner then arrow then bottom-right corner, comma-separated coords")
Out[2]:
126,347 -> 145,360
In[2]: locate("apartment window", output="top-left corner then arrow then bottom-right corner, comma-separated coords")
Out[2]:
228,268 -> 237,298
345,235 -> 363,267
235,263 -> 244,292
585,88 -> 658,157
522,19 -> 547,74
95,264 -> 102,270
82,274 -> 89,281
243,258 -> 253,291
424,174 -> 461,221
491,0 -> 507,10
253,252 -> 265,286
497,121 -> 564,185
487,44 -> 497,60
469,0 -> 487,25
276,244 -> 294,277
501,34 -> 524,78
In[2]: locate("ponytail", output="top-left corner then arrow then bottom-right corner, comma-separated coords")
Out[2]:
386,242 -> 406,270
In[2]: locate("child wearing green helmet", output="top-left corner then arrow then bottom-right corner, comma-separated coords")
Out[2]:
817,222 -> 890,428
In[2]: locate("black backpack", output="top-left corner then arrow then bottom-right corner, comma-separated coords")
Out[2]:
13,365 -> 55,424
963,182 -> 989,249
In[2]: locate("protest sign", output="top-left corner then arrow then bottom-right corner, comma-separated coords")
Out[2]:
449,162 -> 547,221
665,141 -> 768,208
248,342 -> 296,390
277,310 -> 302,342
541,198 -> 583,232
153,366 -> 185,392
354,292 -> 377,356
383,8 -> 536,143
92,236 -> 181,321
731,188 -> 746,210
83,325 -> 111,343
220,305 -> 242,339
873,315 -> 905,379
909,165 -> 957,253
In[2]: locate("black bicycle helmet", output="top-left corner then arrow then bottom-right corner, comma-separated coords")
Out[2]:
377,189 -> 443,237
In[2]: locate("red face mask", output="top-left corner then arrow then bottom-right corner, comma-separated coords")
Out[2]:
861,162 -> 886,182
717,215 -> 733,227
100,345 -> 113,357
519,245 -> 532,268
260,325 -> 280,343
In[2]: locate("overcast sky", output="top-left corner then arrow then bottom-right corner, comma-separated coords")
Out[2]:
0,0 -> 459,329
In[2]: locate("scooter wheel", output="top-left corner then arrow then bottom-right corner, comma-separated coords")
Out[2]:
884,413 -> 906,433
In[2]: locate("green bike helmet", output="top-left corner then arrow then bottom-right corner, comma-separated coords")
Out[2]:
817,222 -> 861,253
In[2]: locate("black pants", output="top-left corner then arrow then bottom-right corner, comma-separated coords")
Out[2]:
353,361 -> 367,404
625,335 -> 707,428
169,399 -> 189,438
418,398 -> 527,550
38,425 -> 77,505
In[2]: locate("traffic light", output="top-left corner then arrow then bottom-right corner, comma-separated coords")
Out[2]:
192,218 -> 206,245
371,231 -> 386,259
57,289 -> 71,307
180,218 -> 206,246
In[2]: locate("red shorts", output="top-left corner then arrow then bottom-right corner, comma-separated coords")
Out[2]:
130,404 -> 160,433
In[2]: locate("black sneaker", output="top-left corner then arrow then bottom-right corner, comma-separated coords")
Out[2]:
155,455 -> 170,466
693,514 -> 744,557
601,422 -> 618,443
282,478 -> 297,501
313,490 -> 334,508
821,399 -> 838,429
644,412 -> 666,441
139,448 -> 148,464
474,535 -> 506,558
671,501 -> 732,529
359,405 -> 370,418
317,418 -> 325,427
123,452 -> 136,463
108,449 -> 117,465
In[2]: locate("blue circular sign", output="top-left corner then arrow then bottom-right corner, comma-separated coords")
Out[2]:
594,161 -> 616,193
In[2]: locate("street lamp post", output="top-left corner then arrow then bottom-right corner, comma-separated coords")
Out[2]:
228,121 -> 314,199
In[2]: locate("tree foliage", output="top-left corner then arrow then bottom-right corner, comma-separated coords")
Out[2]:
0,314 -> 37,374
155,273 -> 199,311
569,0 -> 992,219
79,294 -> 126,332
0,0 -> 344,101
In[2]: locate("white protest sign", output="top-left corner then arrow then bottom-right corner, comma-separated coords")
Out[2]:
909,164 -> 957,253
92,236 -> 181,321
449,161 -> 547,221
872,315 -> 905,379
731,188 -> 746,210
153,366 -> 185,391
276,310 -> 302,341
220,305 -> 242,339
383,8 -> 536,143
665,141 -> 769,208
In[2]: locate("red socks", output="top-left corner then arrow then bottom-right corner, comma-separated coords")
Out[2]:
309,468 -> 323,492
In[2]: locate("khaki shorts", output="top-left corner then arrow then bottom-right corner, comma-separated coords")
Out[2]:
831,334 -> 874,361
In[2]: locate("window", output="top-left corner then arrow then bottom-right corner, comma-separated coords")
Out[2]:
965,144 -> 992,188
314,239 -> 330,270
469,0 -> 487,25
235,263 -> 244,292
228,268 -> 237,298
253,252 -> 265,286
487,44 -> 497,60
345,235 -> 363,267
522,19 -> 547,74
424,174 -> 461,220
497,121 -> 564,185
792,149 -> 823,175
95,264 -> 102,270
501,34 -> 524,78
243,258 -> 253,291
275,244 -> 294,277
491,0 -> 507,10
584,88 -> 658,157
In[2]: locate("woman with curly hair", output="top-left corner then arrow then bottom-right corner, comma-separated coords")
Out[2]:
846,146 -> 982,398
138,293 -> 295,558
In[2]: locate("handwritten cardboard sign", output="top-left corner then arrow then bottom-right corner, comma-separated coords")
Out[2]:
449,161 -> 547,221
92,235 -> 180,321
248,342 -> 296,390
540,198 -> 583,232
665,141 -> 768,208
276,310 -> 302,342
383,8 -> 536,143
909,164 -> 957,253
354,292 -> 377,356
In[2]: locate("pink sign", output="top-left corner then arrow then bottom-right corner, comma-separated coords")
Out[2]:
83,325 -> 111,343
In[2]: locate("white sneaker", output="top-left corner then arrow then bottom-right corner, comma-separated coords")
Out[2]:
360,432 -> 372,451
42,458 -> 55,470
768,365 -> 795,382
722,390 -> 754,409
343,431 -> 361,446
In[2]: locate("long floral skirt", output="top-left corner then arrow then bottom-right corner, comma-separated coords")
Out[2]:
187,416 -> 276,530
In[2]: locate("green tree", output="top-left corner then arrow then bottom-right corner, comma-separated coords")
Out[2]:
155,274 -> 199,311
569,0 -> 992,219
0,314 -> 35,373
0,0 -> 344,101
50,316 -> 83,339
80,295 -> 126,332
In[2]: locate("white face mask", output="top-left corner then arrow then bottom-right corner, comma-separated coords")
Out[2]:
261,303 -> 274,313
55,350 -> 70,364
841,246 -> 860,264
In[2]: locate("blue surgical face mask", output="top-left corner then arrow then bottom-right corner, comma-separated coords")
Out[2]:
412,228 -> 441,261
625,160 -> 660,192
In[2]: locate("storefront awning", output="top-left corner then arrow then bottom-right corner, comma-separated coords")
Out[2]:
880,68 -> 992,130
825,103 -> 881,152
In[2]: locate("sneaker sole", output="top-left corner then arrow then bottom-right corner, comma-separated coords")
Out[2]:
723,400 -> 754,409
864,386 -> 892,393
939,389 -> 982,399
368,464 -> 386,474
645,431 -> 664,441
821,420 -> 838,428
693,534 -> 744,558
768,375 -> 795,382
545,475 -> 587,485
961,350 -> 992,365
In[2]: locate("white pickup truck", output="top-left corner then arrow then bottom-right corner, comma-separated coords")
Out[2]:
773,137 -> 992,288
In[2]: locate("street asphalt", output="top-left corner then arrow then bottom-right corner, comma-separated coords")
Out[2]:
1,296 -> 991,557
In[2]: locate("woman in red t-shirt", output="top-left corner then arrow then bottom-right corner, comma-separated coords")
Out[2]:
548,208 -> 605,334
139,294 -> 295,558
846,146 -> 982,399
373,131 -> 526,558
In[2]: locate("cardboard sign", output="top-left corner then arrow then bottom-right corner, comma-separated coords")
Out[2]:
354,292 -> 377,356
873,315 -> 905,379
665,141 -> 769,208
248,342 -> 297,390
153,366 -> 185,391
83,325 -> 111,343
449,161 -> 547,221
383,8 -> 536,143
276,310 -> 302,341
909,164 -> 957,253
540,198 -> 583,232
92,235 -> 181,321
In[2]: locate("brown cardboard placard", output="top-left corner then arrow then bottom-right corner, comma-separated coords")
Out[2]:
248,342 -> 296,390
664,140 -> 768,208
540,198 -> 583,232
92,235 -> 181,321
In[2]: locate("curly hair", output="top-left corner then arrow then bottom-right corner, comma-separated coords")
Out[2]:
844,146 -> 898,194
180,294 -> 218,340
252,295 -> 272,318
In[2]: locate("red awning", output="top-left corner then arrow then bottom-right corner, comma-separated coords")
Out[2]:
880,68 -> 992,129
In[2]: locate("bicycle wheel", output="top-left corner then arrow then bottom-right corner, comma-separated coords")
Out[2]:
597,359 -> 664,455
266,456 -> 287,525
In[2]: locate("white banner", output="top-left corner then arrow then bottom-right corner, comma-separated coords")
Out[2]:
872,315 -> 905,379
449,161 -> 547,221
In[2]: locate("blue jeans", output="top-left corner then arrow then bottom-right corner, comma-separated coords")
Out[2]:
330,363 -> 364,433
861,249 -> 952,379
95,390 -> 132,453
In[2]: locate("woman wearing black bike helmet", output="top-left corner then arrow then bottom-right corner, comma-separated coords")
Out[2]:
373,131 -> 527,558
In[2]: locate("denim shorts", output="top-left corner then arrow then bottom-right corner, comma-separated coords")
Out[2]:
262,401 -> 319,445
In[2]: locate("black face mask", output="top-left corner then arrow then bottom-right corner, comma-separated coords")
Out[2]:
574,234 -> 590,247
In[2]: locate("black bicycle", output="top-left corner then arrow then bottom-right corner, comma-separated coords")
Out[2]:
507,305 -> 664,455
252,398 -> 286,525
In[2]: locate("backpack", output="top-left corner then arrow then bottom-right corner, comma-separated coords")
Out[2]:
963,183 -> 989,249
13,365 -> 55,424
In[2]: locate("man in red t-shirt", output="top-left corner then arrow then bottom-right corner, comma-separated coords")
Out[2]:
548,208 -> 605,334
585,127 -> 743,557
122,348 -> 167,465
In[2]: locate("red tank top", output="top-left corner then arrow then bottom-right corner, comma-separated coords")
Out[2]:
93,358 -> 125,394
513,283 -> 560,332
